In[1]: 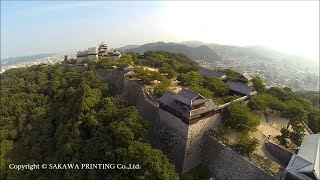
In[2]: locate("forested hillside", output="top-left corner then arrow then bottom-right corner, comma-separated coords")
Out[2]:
125,42 -> 221,62
296,91 -> 320,108
0,64 -> 177,179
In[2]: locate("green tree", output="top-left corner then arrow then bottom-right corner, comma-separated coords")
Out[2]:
179,71 -> 203,87
266,87 -> 293,101
117,54 -> 134,68
159,64 -> 179,79
233,133 -> 259,156
122,141 -> 178,180
283,100 -> 307,127
189,86 -> 212,99
97,57 -> 112,68
276,127 -> 291,147
251,76 -> 266,94
154,81 -> 170,97
204,76 -> 229,96
223,102 -> 260,132
220,68 -> 241,80
307,109 -> 320,133
82,58 -> 96,65
0,64 -> 177,179
281,100 -> 307,145
0,140 -> 14,175
63,55 -> 68,64
248,94 -> 268,111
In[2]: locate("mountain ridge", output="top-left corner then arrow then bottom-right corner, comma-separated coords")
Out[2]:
123,41 -> 221,62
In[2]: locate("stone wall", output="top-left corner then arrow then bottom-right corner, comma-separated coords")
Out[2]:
95,68 -> 188,172
202,134 -> 275,180
95,68 -> 125,85
183,114 -> 221,173
265,141 -> 294,167
96,68 -> 158,122
95,68 -> 266,176
70,65 -> 88,73
155,109 -> 189,173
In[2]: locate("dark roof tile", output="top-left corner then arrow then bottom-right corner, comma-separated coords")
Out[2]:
227,81 -> 256,95
198,68 -> 227,79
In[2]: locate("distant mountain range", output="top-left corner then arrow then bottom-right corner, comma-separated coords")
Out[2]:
179,40 -> 207,47
117,41 -> 221,62
2,41 -> 318,91
207,44 -> 316,66
116,41 -> 317,66
116,45 -> 140,51
1,53 -> 56,66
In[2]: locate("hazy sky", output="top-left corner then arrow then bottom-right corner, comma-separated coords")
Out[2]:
1,1 -> 319,61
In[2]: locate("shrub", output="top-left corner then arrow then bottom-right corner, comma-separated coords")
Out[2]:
233,133 -> 259,156
223,102 -> 260,132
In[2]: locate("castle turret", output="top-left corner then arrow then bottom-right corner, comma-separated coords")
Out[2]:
98,42 -> 108,52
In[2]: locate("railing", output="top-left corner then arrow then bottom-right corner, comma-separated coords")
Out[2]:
217,95 -> 249,110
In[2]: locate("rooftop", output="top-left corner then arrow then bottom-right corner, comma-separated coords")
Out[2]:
286,133 -> 320,180
237,73 -> 252,82
198,68 -> 227,79
158,89 -> 218,121
178,89 -> 200,102
226,81 -> 256,96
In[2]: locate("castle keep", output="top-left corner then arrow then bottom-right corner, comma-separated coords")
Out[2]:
76,42 -> 121,62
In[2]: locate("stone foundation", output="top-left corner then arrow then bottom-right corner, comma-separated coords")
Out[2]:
94,68 -> 276,178
202,134 -> 275,180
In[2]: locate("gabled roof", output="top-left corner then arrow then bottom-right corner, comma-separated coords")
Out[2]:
198,68 -> 227,79
174,94 -> 193,107
77,51 -> 88,57
237,73 -> 252,82
226,81 -> 256,95
298,133 -> 320,179
158,89 -> 217,121
177,89 -> 200,101
286,133 -> 320,180
158,91 -> 176,106
99,42 -> 108,48
175,89 -> 208,107
286,155 -> 314,180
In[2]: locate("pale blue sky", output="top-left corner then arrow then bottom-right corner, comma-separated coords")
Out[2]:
1,1 -> 319,61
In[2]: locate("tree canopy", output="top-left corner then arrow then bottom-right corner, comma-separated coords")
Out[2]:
220,68 -> 241,80
203,76 -> 230,96
0,64 -> 177,179
251,76 -> 266,94
248,87 -> 320,144
178,71 -> 203,88
223,102 -> 260,132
